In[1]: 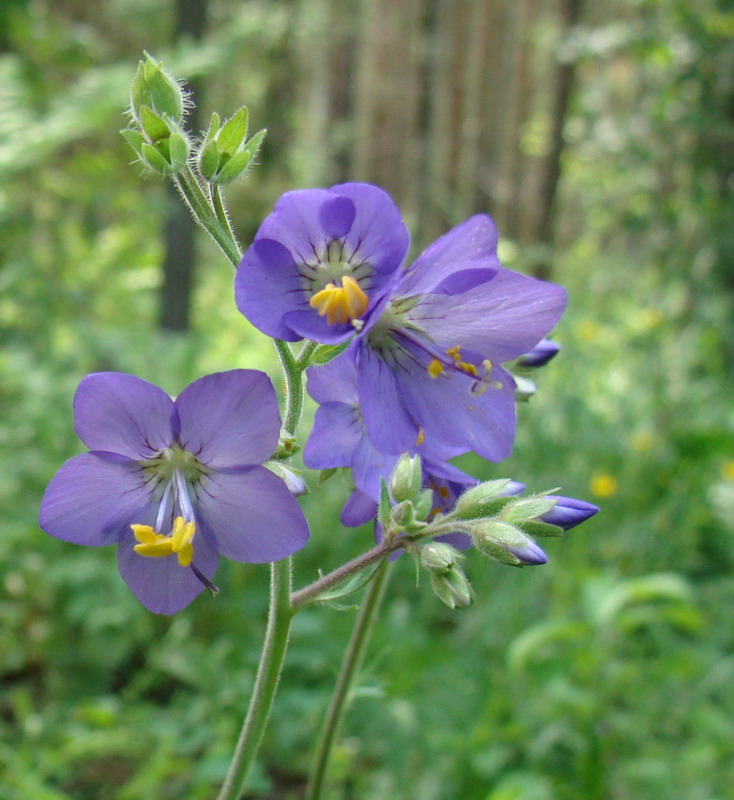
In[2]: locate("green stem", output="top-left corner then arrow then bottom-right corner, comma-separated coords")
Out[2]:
305,562 -> 394,800
174,166 -> 240,267
210,183 -> 241,253
215,559 -> 294,800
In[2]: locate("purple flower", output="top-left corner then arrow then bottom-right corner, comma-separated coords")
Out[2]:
344,214 -> 567,461
235,183 -> 409,344
541,496 -> 599,530
39,371 -> 310,614
302,353 -> 464,526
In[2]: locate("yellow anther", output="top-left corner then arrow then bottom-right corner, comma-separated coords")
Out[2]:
132,516 -> 196,566
416,427 -> 426,446
446,345 -> 462,360
309,275 -> 368,325
458,361 -> 478,376
427,360 -> 444,379
437,486 -> 450,500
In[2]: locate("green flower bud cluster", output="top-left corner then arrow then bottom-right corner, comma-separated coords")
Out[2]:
455,484 -> 564,567
198,108 -> 266,184
122,53 -> 191,175
420,542 -> 473,609
121,53 -> 265,184
378,454 -> 432,539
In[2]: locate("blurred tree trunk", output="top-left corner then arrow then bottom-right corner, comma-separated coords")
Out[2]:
351,0 -> 424,222
159,0 -> 207,332
530,0 -> 584,277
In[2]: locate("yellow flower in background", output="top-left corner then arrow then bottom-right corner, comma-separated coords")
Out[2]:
590,471 -> 618,498
577,320 -> 601,342
631,431 -> 654,452
722,461 -> 734,481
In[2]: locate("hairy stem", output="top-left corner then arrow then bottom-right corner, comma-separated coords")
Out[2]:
305,562 -> 394,800
215,559 -> 294,800
291,538 -> 398,610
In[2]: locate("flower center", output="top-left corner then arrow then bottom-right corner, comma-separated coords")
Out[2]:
309,275 -> 369,325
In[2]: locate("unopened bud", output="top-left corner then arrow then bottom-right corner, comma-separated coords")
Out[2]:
390,453 -> 422,504
517,338 -> 561,368
430,568 -> 473,609
454,478 -> 515,520
540,496 -> 599,530
130,53 -> 185,126
471,520 -> 548,567
420,542 -> 463,574
197,108 -> 266,184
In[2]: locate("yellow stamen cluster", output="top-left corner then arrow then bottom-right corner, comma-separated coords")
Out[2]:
131,516 -> 195,567
446,345 -> 478,376
427,345 -> 479,379
415,427 -> 426,446
309,275 -> 369,325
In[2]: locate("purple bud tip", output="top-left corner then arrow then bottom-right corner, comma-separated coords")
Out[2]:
517,338 -> 561,368
541,496 -> 599,530
508,540 -> 548,565
500,480 -> 525,497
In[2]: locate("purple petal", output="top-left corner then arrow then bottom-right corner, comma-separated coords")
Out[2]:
328,183 -> 409,276
394,363 -> 517,461
73,372 -> 174,458
248,188 -> 342,261
351,437 -> 399,498
508,540 -> 548,565
117,532 -> 219,615
319,194 -> 356,239
542,496 -> 599,530
235,238 -> 307,341
411,269 -> 567,362
399,215 -> 499,296
306,358 -> 359,406
353,343 -> 418,454
175,370 -> 280,467
39,452 -> 155,546
303,403 -> 363,469
195,466 -> 309,563
341,489 -> 378,527
283,309 -> 357,344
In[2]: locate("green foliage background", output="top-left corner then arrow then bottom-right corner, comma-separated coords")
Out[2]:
2,1 -> 734,799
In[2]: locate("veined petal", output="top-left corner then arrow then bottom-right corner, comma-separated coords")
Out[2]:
73,372 -> 174,458
303,403 -> 363,469
395,365 -> 517,462
412,269 -> 567,362
39,452 -> 155,546
175,370 -> 280,467
117,532 -> 219,615
195,466 -> 309,563
328,183 -> 409,276
306,358 -> 359,406
399,215 -> 499,296
235,238 -> 307,341
353,344 -> 418,455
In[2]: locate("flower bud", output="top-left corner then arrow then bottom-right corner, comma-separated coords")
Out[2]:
420,542 -> 464,574
130,53 -> 185,127
266,462 -> 307,496
517,338 -> 561,368
454,478 -> 516,520
471,520 -> 548,567
430,568 -> 473,609
540,496 -> 599,530
390,453 -> 422,504
197,108 -> 266,184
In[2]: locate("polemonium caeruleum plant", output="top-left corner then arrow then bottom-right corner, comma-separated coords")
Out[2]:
40,54 -> 599,800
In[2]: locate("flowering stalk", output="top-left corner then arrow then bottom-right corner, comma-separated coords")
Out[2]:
215,559 -> 294,800
305,562 -> 393,800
